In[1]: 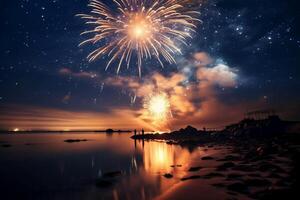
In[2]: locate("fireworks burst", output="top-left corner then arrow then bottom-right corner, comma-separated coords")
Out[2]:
77,0 -> 200,76
144,93 -> 171,122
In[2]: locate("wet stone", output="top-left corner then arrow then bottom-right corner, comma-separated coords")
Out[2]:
203,172 -> 225,179
170,164 -> 182,168
181,175 -> 201,181
202,156 -> 214,160
64,139 -> 88,143
163,173 -> 173,179
188,166 -> 202,172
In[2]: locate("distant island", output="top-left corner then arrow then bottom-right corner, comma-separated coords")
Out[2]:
95,129 -> 132,133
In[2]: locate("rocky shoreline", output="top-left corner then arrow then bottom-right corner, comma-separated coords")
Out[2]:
131,116 -> 300,148
132,116 -> 300,199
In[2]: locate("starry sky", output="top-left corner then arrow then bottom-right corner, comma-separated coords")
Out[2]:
0,0 -> 299,131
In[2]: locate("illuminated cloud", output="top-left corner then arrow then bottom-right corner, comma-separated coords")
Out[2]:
194,52 -> 213,65
103,52 -> 242,129
197,63 -> 237,87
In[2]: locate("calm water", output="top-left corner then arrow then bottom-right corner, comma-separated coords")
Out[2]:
0,132 -> 212,200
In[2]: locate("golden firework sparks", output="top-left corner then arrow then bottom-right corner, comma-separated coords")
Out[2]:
144,93 -> 171,121
77,0 -> 200,76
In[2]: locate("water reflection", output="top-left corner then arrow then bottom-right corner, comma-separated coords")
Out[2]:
143,141 -> 174,173
0,133 -> 202,200
115,139 -> 198,200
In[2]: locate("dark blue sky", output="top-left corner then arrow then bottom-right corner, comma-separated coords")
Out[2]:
0,0 -> 299,130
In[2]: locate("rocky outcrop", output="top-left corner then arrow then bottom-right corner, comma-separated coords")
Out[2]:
131,116 -> 299,142
223,115 -> 285,137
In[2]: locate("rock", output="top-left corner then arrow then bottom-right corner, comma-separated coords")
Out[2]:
201,156 -> 214,160
183,125 -> 198,134
102,171 -> 122,178
64,139 -> 88,143
106,129 -> 114,133
203,172 -> 225,179
181,175 -> 201,181
163,173 -> 173,178
227,182 -> 249,194
188,166 -> 202,171
170,164 -> 182,168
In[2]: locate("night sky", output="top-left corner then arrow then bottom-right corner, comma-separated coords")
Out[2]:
0,0 -> 299,131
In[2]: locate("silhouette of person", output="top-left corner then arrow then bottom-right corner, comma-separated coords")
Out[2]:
142,129 -> 144,135
134,129 -> 137,135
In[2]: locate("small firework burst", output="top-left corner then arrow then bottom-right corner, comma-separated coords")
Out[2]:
144,93 -> 171,121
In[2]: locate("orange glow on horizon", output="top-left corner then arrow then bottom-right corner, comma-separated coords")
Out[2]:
0,105 -> 157,131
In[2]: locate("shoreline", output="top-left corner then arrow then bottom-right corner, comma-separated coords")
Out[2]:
154,134 -> 300,199
131,116 -> 300,199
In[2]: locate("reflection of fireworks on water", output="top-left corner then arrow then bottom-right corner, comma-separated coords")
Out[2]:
77,0 -> 200,76
144,93 -> 171,122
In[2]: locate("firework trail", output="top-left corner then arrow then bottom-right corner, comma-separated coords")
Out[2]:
77,0 -> 200,76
